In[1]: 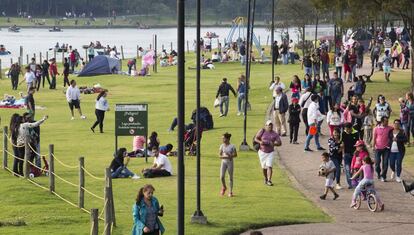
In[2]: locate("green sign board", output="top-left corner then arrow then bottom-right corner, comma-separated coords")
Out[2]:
115,104 -> 148,136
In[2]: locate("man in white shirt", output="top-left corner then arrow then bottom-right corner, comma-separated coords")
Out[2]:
269,76 -> 286,98
109,49 -> 118,59
299,87 -> 312,134
66,79 -> 86,120
142,146 -> 173,178
288,40 -> 296,64
304,94 -> 325,152
19,66 -> 35,91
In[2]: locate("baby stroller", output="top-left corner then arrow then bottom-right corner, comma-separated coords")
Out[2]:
184,126 -> 203,156
29,156 -> 50,178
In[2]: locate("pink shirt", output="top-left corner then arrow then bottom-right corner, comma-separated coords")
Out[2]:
361,164 -> 374,180
133,136 -> 146,151
351,151 -> 368,170
373,125 -> 393,150
256,129 -> 281,153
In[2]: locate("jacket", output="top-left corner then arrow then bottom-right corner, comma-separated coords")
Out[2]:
274,93 -> 289,114
389,129 -> 407,156
307,101 -> 323,125
288,104 -> 301,123
132,197 -> 165,235
216,82 -> 236,98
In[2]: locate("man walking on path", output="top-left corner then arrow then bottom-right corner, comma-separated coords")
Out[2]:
254,120 -> 281,186
328,72 -> 344,107
216,78 -> 236,117
342,123 -> 359,189
273,87 -> 288,136
304,94 -> 326,152
66,80 -> 86,120
373,116 -> 393,182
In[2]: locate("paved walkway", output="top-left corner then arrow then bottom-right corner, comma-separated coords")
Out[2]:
242,62 -> 414,234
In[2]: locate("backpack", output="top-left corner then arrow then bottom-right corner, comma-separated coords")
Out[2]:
354,81 -> 366,95
252,129 -> 265,151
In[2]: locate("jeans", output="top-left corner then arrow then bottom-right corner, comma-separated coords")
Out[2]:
289,122 -> 299,142
111,166 -> 134,178
302,108 -> 309,135
11,76 -> 19,90
92,109 -> 105,132
351,65 -> 357,80
330,156 -> 342,184
143,169 -> 171,178
304,66 -> 312,76
313,65 -> 320,76
282,53 -> 288,64
304,125 -> 321,149
352,178 -> 374,201
240,55 -> 246,65
289,52 -> 295,64
344,153 -> 353,188
389,151 -> 403,177
322,63 -> 329,79
13,146 -> 25,176
371,55 -> 379,68
42,73 -> 51,88
237,93 -> 246,113
50,75 -> 56,89
220,96 -> 229,116
335,66 -> 342,79
375,149 -> 390,179
331,92 -> 342,107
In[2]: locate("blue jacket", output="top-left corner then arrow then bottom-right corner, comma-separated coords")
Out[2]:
132,197 -> 165,235
274,93 -> 289,114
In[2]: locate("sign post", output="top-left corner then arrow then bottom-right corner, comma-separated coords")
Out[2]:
115,104 -> 148,162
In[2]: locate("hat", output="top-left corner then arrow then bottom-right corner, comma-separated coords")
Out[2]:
265,120 -> 273,126
276,86 -> 283,92
354,140 -> 365,147
292,97 -> 299,103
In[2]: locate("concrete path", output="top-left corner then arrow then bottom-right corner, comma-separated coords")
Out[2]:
242,62 -> 414,235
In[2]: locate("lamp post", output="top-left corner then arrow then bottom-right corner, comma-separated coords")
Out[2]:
271,0 -> 275,82
177,0 -> 185,234
191,0 -> 207,225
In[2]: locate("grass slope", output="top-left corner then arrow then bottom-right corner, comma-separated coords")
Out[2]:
1,54 -> 333,234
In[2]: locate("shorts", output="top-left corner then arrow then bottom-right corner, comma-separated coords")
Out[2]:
325,178 -> 334,187
68,99 -> 80,110
258,150 -> 274,169
344,64 -> 351,73
383,65 -> 391,74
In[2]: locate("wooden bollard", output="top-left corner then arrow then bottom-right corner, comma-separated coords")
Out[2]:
24,138 -> 30,178
149,44 -> 152,50
104,186 -> 112,235
26,54 -> 29,65
162,44 -> 164,51
79,157 -> 85,209
120,46 -> 124,60
10,58 -> 13,67
0,59 -> 2,79
19,46 -> 23,58
46,51 -> 49,61
170,42 -> 173,52
136,45 -> 139,58
85,49 -> 88,62
186,40 -> 189,53
49,144 -> 55,193
90,208 -> 99,235
61,52 -> 65,65
33,53 -> 36,63
266,35 -> 270,46
105,168 -> 116,227
3,126 -> 8,169
39,52 -> 42,63
54,49 -> 57,60
18,57 -> 22,66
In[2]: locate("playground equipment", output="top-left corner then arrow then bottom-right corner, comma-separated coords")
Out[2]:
225,17 -> 262,52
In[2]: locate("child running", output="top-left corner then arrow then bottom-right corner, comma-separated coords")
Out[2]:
350,156 -> 384,210
319,152 -> 339,200
219,132 -> 237,197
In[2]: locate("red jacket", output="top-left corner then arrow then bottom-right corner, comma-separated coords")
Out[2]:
49,63 -> 58,75
351,150 -> 368,171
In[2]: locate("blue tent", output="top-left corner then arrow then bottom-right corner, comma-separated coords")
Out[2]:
78,55 -> 120,77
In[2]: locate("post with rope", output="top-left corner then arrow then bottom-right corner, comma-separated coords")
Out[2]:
24,138 -> 30,178
49,144 -> 55,193
79,157 -> 85,209
0,59 -> 2,79
105,168 -> 116,227
120,46 -> 125,60
3,126 -> 8,169
90,208 -> 99,235
104,186 -> 112,235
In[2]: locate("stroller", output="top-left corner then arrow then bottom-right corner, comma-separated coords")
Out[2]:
29,156 -> 50,178
184,126 -> 203,156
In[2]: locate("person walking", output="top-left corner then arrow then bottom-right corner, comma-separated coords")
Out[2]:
49,58 -> 58,89
236,75 -> 247,116
239,41 -> 246,65
273,87 -> 289,136
216,78 -> 236,117
272,41 -> 279,65
328,128 -> 343,189
63,58 -> 70,87
219,132 -> 237,197
19,66 -> 35,92
342,122 -> 359,189
373,116 -> 393,182
66,80 -> 86,120
319,152 -> 339,200
389,119 -> 407,183
288,97 -> 301,144
304,94 -> 326,152
370,41 -> 381,69
382,50 -> 392,82
8,63 -> 21,90
41,60 -> 51,88
320,49 -> 330,80
91,90 -> 109,133
254,120 -> 282,186
87,45 -> 95,61
299,87 -> 313,135
25,87 -> 36,119
269,76 -> 286,98
132,184 -> 165,235
288,39 -> 296,64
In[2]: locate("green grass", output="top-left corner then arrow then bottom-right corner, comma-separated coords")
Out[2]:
0,54 -> 332,234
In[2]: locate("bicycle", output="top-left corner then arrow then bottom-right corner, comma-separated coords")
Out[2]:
352,183 -> 381,212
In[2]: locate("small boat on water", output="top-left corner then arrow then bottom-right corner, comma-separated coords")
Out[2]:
8,26 -> 20,33
49,26 -> 62,32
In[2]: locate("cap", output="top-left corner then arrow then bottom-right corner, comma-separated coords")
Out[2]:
354,140 -> 365,147
292,97 -> 299,103
265,120 -> 273,126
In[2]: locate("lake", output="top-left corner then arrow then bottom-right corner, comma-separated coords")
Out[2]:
0,27 -> 300,68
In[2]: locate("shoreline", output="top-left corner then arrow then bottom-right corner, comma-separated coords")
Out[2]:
0,24 -> 269,29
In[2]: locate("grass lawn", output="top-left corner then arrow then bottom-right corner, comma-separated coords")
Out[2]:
0,53 -> 334,235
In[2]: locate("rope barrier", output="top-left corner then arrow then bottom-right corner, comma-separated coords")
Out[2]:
81,186 -> 105,201
51,171 -> 79,188
51,153 -> 78,169
7,135 -> 24,148
4,149 -> 24,161
81,166 -> 105,181
4,166 -> 23,178
27,160 -> 49,173
99,198 -> 108,220
28,144 -> 47,157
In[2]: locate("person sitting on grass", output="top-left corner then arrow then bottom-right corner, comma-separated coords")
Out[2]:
402,180 -> 414,195
319,152 -> 339,200
350,156 -> 384,210
142,146 -> 172,178
110,148 -> 140,179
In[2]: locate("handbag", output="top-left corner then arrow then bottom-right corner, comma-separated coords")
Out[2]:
214,97 -> 221,108
309,125 -> 317,135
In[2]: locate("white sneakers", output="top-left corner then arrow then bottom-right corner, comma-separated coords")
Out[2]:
396,177 -> 402,183
131,174 -> 141,180
80,115 -> 86,119
71,117 -> 75,120
335,184 -> 343,190
390,171 -> 395,180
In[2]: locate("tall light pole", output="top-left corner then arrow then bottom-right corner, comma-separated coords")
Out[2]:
191,0 -> 207,225
271,0 -> 275,82
177,0 -> 185,234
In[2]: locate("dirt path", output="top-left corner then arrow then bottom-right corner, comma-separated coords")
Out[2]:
242,61 -> 414,235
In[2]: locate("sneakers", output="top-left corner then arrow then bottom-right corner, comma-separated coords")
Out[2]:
228,192 -> 233,197
220,186 -> 227,196
396,177 -> 402,183
390,171 -> 395,180
292,141 -> 299,145
335,184 -> 343,190
237,112 -> 241,116
71,117 -> 75,120
380,177 -> 386,182
90,127 -> 95,133
80,115 -> 86,119
320,194 -> 326,200
266,180 -> 274,186
131,174 -> 141,180
219,114 -> 224,117
333,193 -> 339,200
317,147 -> 326,151
350,201 -> 357,208
304,148 -> 313,152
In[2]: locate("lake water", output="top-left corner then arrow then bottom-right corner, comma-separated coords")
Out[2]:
0,27 -> 300,68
